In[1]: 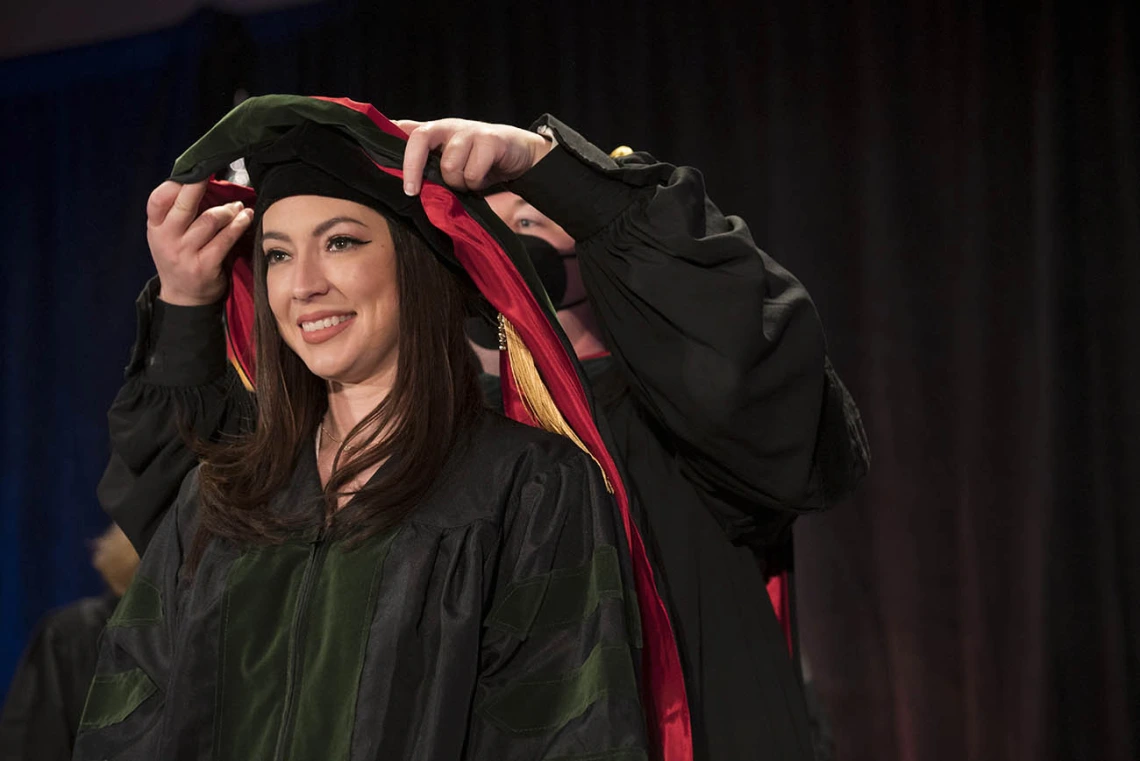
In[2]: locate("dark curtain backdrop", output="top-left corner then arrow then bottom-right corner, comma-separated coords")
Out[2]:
1,1 -> 1136,759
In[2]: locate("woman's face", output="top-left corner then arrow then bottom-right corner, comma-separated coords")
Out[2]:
262,195 -> 400,386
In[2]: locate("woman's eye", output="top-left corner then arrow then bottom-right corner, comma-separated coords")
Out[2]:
265,249 -> 291,265
518,218 -> 537,229
328,235 -> 367,252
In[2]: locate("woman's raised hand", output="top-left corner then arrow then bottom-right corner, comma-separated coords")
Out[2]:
146,180 -> 254,306
395,118 -> 553,197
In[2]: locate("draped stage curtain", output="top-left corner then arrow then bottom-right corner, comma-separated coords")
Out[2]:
1,1 -> 1135,758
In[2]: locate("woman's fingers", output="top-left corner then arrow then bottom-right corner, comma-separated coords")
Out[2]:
400,118 -> 550,195
462,138 -> 502,192
146,181 -> 182,227
145,181 -> 249,306
182,201 -> 244,252
401,121 -> 445,196
199,207 -> 254,268
401,119 -> 503,194
391,119 -> 423,136
163,181 -> 210,233
437,130 -> 477,190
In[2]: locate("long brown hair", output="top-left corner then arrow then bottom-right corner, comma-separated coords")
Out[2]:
189,209 -> 482,568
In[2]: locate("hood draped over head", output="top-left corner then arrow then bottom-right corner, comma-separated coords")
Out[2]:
247,120 -> 458,261
170,94 -> 692,761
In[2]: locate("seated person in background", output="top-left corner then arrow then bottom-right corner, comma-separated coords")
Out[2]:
99,97 -> 869,760
0,525 -> 138,760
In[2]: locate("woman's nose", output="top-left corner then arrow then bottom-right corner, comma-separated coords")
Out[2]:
291,250 -> 329,301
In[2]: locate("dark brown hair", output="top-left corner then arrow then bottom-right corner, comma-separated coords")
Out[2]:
188,209 -> 482,569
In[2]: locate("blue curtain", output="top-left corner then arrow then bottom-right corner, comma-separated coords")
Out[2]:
1,20 -> 207,692
2,2 -> 1137,758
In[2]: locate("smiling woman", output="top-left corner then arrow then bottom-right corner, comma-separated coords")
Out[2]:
72,99 -> 654,761
185,125 -> 494,567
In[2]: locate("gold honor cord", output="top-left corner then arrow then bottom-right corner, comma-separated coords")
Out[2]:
491,146 -> 633,493
229,355 -> 255,392
500,315 -> 613,493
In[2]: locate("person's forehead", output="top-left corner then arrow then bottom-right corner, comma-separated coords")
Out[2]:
261,195 -> 385,237
485,191 -> 526,205
485,191 -> 536,216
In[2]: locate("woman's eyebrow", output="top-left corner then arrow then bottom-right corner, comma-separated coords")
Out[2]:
312,216 -> 367,238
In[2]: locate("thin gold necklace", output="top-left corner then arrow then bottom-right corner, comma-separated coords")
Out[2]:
316,418 -> 342,460
320,420 -> 342,444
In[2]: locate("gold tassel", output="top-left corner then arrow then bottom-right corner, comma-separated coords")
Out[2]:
229,355 -> 255,392
501,315 -> 613,493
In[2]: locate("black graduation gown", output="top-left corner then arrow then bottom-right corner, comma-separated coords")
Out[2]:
97,121 -> 868,761
0,594 -> 118,760
77,411 -> 648,761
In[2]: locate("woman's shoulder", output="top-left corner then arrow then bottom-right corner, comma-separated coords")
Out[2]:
468,410 -> 596,473
409,411 -> 599,529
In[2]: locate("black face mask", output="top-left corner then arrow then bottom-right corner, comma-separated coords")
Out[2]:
524,234 -> 587,311
466,234 -> 582,350
522,234 -> 570,307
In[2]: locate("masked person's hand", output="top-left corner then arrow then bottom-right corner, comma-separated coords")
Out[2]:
146,180 -> 254,306
395,118 -> 553,196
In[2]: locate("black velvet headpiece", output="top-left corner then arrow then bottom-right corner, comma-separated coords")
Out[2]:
247,122 -> 456,263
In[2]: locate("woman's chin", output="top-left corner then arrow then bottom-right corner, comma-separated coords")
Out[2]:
304,359 -> 386,387
293,344 -> 397,387
300,354 -> 352,383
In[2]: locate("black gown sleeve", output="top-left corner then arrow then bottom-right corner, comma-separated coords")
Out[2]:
510,119 -> 869,517
467,448 -> 648,759
97,278 -> 254,554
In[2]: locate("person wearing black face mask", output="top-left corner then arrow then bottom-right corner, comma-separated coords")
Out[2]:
466,233 -> 585,373
466,203 -> 606,383
485,195 -> 600,354
520,234 -> 574,309
97,112 -> 869,761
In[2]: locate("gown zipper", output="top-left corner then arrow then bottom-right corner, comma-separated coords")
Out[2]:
271,532 -> 329,761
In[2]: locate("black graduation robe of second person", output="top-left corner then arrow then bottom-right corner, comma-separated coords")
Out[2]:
0,594 -> 118,760
97,118 -> 869,761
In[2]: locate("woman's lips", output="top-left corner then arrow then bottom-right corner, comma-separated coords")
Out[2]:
298,312 -> 356,345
